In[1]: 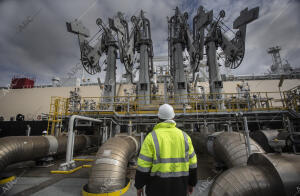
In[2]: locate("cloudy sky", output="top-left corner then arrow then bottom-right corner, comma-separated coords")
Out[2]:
0,0 -> 299,86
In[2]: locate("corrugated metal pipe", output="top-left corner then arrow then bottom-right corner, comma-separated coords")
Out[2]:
209,153 -> 300,196
87,134 -> 139,193
0,135 -> 96,173
207,131 -> 264,168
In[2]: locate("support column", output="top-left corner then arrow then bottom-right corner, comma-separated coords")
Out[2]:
207,41 -> 224,109
103,45 -> 117,108
174,42 -> 187,104
138,44 -> 151,105
207,41 -> 222,96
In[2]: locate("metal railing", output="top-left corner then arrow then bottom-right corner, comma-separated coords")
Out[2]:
46,96 -> 68,135
283,85 -> 300,113
47,91 -> 297,118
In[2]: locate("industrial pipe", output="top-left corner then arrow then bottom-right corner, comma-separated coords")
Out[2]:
190,132 -> 211,155
190,131 -> 264,167
209,131 -> 264,168
250,129 -> 280,152
87,134 -> 139,193
250,129 -> 289,153
62,115 -> 102,170
0,135 -> 96,173
209,153 -> 300,196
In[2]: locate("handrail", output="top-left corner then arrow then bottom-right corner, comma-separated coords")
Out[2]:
47,90 -> 298,118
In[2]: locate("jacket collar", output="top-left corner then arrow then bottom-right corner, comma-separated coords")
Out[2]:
153,120 -> 176,130
163,120 -> 176,124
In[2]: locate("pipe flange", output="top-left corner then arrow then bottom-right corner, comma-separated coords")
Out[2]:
44,136 -> 58,155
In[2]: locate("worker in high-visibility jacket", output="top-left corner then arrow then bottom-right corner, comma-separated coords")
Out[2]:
135,104 -> 198,196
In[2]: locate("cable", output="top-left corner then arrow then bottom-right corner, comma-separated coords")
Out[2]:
77,0 -> 98,20
269,0 -> 292,26
202,7 -> 235,35
88,29 -> 102,43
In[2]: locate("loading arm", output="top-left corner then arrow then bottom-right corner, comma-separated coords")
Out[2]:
67,18 -> 118,106
66,20 -> 107,75
109,11 -> 154,84
218,7 -> 259,69
187,6 -> 213,81
109,12 -> 135,82
171,6 -> 213,82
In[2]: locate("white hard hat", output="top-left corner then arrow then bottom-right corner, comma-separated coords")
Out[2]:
158,104 -> 175,120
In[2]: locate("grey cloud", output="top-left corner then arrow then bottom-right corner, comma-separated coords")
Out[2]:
235,0 -> 300,75
0,0 -> 299,86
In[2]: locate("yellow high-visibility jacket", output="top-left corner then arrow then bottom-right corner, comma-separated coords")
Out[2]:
137,121 -> 197,177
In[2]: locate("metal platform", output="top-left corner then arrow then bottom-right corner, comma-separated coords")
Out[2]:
46,89 -> 300,134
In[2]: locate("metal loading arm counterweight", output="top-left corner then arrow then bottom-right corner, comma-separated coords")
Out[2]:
221,7 -> 259,69
66,20 -> 104,75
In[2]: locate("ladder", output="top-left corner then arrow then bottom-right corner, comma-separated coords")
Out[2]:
46,97 -> 67,135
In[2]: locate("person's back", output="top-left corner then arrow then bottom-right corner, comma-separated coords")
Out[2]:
135,104 -> 198,196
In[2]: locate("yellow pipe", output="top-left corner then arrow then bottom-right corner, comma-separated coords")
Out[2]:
0,176 -> 16,185
82,181 -> 131,196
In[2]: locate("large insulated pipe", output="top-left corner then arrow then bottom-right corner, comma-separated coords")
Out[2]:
208,131 -> 264,168
250,129 -> 280,152
250,129 -> 290,153
0,135 -> 96,173
209,153 -> 300,196
87,134 -> 139,193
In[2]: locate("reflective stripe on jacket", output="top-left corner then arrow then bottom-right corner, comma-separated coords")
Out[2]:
137,121 -> 197,178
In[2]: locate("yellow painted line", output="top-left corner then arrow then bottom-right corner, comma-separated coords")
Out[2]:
82,181 -> 131,196
74,159 -> 94,162
50,164 -> 92,174
0,176 -> 16,185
